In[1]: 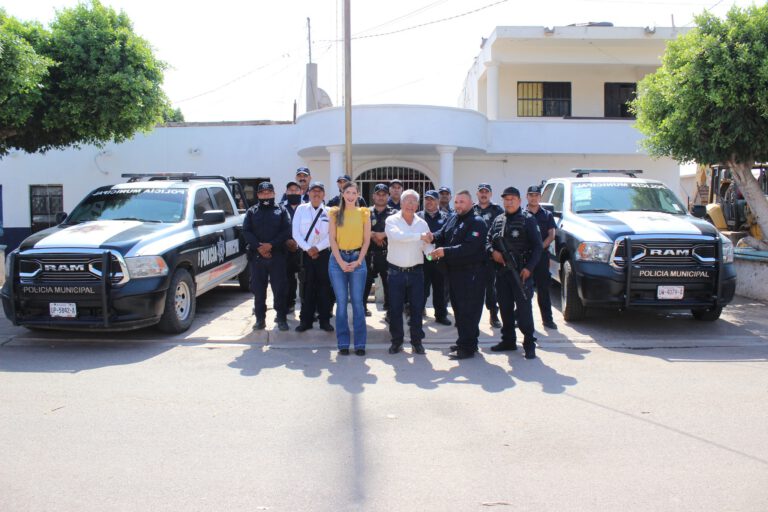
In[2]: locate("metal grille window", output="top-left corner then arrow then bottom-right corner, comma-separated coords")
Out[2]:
604,82 -> 636,118
355,167 -> 435,208
30,185 -> 63,233
517,82 -> 571,117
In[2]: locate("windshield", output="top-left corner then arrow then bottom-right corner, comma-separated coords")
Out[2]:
66,187 -> 187,224
571,182 -> 686,215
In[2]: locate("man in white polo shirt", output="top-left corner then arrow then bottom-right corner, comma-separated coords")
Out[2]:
384,189 -> 434,355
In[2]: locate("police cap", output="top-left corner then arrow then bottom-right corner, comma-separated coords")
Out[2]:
308,181 -> 325,191
389,179 -> 403,187
527,185 -> 543,194
373,183 -> 389,193
337,174 -> 352,183
424,190 -> 439,200
295,167 -> 311,176
500,186 -> 521,198
258,181 -> 275,192
477,183 -> 492,192
286,180 -> 300,189
438,186 -> 452,194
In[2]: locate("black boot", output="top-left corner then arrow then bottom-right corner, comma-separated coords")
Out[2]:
490,341 -> 517,352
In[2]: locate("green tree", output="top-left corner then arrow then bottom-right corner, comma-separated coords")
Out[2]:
633,4 -> 768,250
0,1 -> 170,156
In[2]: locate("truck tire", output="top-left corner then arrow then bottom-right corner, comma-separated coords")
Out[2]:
158,268 -> 196,333
691,306 -> 722,321
561,260 -> 587,321
237,265 -> 251,292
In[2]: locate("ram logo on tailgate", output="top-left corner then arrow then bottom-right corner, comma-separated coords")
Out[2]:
44,264 -> 86,272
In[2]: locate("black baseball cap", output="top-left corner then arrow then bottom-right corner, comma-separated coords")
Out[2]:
527,185 -> 543,194
373,183 -> 389,193
308,181 -> 325,191
424,190 -> 439,200
296,167 -> 311,176
258,181 -> 275,192
438,186 -> 451,194
501,186 -> 521,198
337,174 -> 352,183
286,180 -> 300,189
478,183 -> 492,192
389,179 -> 403,187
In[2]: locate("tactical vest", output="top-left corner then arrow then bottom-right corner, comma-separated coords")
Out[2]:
503,212 -> 532,263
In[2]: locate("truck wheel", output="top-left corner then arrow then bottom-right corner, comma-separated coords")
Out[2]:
561,260 -> 586,321
237,265 -> 251,292
158,268 -> 196,333
691,306 -> 722,321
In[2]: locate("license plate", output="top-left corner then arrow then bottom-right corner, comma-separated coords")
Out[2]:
50,302 -> 77,318
657,286 -> 684,300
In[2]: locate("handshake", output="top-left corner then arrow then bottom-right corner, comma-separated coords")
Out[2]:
420,232 -> 445,260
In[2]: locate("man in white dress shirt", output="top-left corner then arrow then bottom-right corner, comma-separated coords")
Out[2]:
384,189 -> 435,354
293,182 -> 334,332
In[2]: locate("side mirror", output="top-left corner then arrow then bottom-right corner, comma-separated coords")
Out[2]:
541,203 -> 555,213
690,204 -> 706,218
196,210 -> 226,226
55,212 -> 68,224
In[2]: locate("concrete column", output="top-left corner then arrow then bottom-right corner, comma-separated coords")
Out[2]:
486,62 -> 499,120
436,145 -> 457,191
327,145 -> 345,179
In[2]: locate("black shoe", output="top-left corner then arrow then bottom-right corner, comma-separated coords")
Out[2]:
319,322 -> 335,332
524,349 -> 536,359
253,319 -> 266,330
276,319 -> 289,331
412,343 -> 426,355
295,323 -> 311,332
543,320 -> 558,329
490,342 -> 518,352
338,348 -> 350,356
449,344 -> 477,353
435,317 -> 452,326
450,349 -> 475,360
388,342 -> 403,354
490,313 -> 502,328
355,348 -> 366,356
365,308 -> 372,317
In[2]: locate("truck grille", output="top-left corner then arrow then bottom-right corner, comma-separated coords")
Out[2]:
612,239 -> 717,268
18,253 -> 127,285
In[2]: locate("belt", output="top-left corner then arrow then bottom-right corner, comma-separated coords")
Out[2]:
388,263 -> 423,273
340,248 -> 362,254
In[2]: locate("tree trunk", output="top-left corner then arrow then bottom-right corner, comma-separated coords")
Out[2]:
726,159 -> 768,251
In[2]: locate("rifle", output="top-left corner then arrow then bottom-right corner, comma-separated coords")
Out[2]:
493,218 -> 529,301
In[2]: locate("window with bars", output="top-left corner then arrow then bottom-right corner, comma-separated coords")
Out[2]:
604,82 -> 637,118
517,82 -> 572,117
30,185 -> 63,233
355,167 -> 435,208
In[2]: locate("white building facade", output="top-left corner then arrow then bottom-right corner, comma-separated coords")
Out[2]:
0,25 -> 687,251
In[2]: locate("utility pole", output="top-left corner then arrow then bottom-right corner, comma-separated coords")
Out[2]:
307,17 -> 312,63
344,0 -> 352,174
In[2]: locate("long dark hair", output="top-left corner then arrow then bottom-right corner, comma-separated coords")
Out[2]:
336,181 -> 358,227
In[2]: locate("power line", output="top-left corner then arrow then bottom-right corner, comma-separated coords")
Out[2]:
352,0 -> 453,36
317,0 -> 509,42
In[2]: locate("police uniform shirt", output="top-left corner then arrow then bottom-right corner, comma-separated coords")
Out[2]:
387,198 -> 401,211
525,206 -> 557,243
486,208 -> 543,273
417,209 -> 448,233
432,210 -> 488,266
292,202 -> 330,252
474,202 -> 504,228
327,195 -> 367,208
243,202 -> 292,253
369,205 -> 396,252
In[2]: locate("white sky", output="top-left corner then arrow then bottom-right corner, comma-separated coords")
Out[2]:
2,0 -> 759,122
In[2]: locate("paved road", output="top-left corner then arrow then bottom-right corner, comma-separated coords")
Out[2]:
1,288 -> 767,511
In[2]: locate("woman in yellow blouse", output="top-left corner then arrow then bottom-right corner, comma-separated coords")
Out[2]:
328,181 -> 371,355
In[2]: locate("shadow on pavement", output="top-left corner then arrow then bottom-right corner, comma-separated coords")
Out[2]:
0,342 -> 173,373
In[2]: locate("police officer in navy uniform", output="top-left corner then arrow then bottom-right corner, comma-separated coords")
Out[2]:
486,186 -> 543,359
327,175 -> 367,208
417,190 -> 451,325
281,181 -> 303,312
525,184 -> 558,330
474,183 -> 505,328
279,168 -> 311,204
426,190 -> 488,359
364,183 -> 395,317
438,186 -> 454,214
243,181 -> 292,331
388,179 -> 404,211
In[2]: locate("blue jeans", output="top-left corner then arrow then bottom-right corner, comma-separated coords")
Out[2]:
329,250 -> 368,349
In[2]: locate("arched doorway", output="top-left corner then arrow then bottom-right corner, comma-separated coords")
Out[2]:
355,166 -> 436,208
